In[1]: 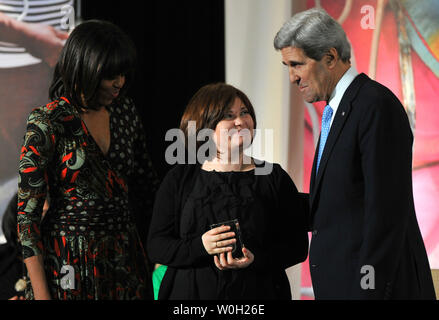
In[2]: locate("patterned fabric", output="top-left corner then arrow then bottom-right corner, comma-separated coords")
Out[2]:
316,104 -> 333,172
17,96 -> 159,299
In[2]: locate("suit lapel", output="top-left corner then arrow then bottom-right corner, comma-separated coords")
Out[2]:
309,73 -> 369,211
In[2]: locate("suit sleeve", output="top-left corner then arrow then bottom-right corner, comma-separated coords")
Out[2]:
146,166 -> 210,268
355,93 -> 413,299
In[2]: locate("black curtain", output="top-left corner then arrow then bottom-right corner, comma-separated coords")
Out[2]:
82,0 -> 225,179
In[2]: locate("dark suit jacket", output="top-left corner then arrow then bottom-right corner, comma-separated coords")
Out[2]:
308,73 -> 436,299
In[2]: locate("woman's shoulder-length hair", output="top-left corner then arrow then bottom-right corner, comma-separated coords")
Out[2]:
49,19 -> 137,111
179,82 -> 257,151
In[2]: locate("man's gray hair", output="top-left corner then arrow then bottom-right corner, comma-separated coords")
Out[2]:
274,8 -> 351,62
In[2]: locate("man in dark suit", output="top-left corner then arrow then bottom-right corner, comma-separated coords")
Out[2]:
274,7 -> 436,299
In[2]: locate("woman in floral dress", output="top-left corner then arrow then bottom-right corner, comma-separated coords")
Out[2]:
17,20 -> 159,300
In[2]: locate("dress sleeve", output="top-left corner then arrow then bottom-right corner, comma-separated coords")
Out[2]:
17,109 -> 55,260
126,98 -> 161,245
247,164 -> 309,272
147,166 -> 209,268
275,167 -> 309,269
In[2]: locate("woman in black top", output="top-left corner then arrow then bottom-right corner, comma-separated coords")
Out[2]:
147,83 -> 308,300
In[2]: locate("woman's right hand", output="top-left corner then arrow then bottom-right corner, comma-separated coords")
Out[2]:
214,247 -> 254,270
201,225 -> 236,255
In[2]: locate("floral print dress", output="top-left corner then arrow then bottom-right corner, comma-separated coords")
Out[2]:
17,97 -> 159,299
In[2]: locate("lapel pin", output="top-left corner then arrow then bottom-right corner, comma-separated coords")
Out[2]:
341,111 -> 345,116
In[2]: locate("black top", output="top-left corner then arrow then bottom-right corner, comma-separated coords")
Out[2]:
0,244 -> 22,300
147,162 -> 309,300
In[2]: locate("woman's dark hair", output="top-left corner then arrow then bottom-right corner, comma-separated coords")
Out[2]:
1,193 -> 19,248
180,83 -> 257,151
49,20 -> 137,110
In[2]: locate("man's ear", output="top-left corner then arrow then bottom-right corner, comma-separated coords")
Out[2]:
325,47 -> 339,69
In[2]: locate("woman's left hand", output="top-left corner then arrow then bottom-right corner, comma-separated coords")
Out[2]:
214,247 -> 254,270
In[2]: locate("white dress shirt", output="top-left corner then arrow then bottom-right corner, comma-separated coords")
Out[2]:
327,66 -> 359,128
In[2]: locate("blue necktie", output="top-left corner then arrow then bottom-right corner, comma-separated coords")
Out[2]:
316,104 -> 333,172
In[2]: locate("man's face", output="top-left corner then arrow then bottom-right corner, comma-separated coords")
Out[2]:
281,46 -> 331,103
